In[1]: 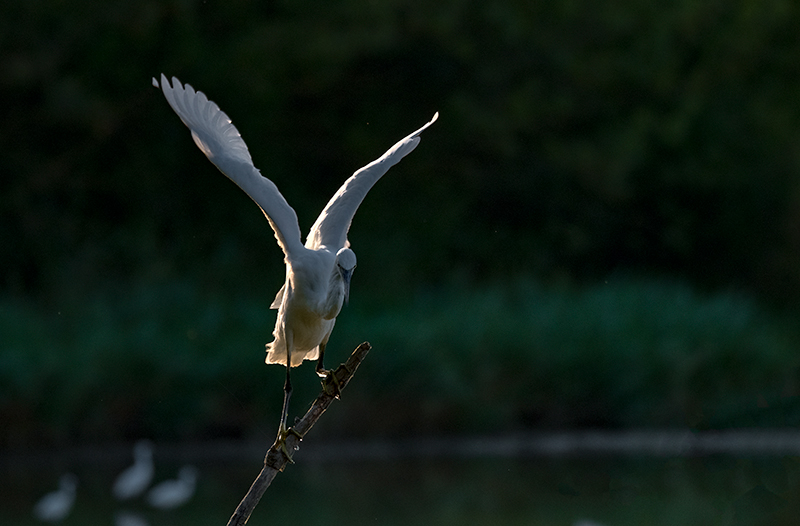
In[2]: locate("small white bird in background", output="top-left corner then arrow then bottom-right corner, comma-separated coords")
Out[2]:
146,465 -> 198,510
156,74 -> 437,447
114,510 -> 151,526
33,473 -> 78,522
113,440 -> 155,500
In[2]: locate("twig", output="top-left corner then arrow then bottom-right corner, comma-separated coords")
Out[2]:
225,342 -> 372,526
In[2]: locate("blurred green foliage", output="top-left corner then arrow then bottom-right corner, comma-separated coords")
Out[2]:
2,0 -> 800,303
1,277 -> 798,447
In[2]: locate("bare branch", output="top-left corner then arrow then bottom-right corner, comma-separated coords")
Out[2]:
225,342 -> 372,526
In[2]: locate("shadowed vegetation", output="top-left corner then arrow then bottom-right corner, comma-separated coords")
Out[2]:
2,277 -> 798,447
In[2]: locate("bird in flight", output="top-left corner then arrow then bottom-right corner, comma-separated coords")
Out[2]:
156,74 -> 436,455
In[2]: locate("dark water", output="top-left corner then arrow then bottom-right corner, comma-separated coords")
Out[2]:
3,449 -> 799,525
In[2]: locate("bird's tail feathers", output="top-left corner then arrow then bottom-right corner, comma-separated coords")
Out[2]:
265,341 -> 319,367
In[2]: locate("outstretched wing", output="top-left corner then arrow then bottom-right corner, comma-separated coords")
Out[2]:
157,74 -> 304,257
305,112 -> 438,250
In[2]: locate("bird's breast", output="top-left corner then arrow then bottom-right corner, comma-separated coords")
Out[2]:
320,280 -> 346,320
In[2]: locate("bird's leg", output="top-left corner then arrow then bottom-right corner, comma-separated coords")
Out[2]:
279,362 -> 292,431
315,342 -> 342,398
275,344 -> 302,462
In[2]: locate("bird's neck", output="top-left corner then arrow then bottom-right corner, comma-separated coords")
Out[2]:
320,272 -> 346,320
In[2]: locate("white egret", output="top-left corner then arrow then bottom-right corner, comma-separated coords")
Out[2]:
156,74 -> 437,451
112,439 -> 154,500
33,473 -> 78,522
114,510 -> 150,526
145,465 -> 198,510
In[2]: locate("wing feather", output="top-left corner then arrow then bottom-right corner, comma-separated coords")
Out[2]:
158,74 -> 304,257
305,112 -> 438,250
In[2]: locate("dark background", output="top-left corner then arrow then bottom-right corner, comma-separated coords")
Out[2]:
2,0 -> 800,448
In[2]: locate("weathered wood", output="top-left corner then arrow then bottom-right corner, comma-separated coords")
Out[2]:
226,342 -> 371,526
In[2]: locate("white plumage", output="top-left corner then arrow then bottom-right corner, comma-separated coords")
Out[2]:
156,74 -> 436,371
146,465 -> 198,510
114,510 -> 150,526
33,473 -> 78,522
112,440 -> 155,500
156,74 -> 436,438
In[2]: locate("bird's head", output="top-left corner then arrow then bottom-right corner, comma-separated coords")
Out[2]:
60,473 -> 79,491
134,439 -> 153,461
179,465 -> 198,483
335,247 -> 357,303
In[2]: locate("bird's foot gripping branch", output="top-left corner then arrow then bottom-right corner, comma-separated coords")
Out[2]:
317,360 -> 354,399
225,342 -> 371,526
267,342 -> 370,468
275,425 -> 304,464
